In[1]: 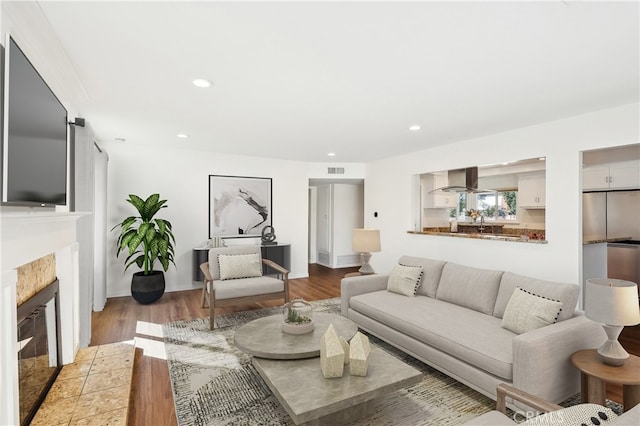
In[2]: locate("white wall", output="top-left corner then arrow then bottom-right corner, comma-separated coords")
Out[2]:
365,103 -> 639,286
103,142 -> 330,297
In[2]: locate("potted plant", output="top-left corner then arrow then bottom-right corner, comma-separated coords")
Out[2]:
112,194 -> 176,304
281,298 -> 314,335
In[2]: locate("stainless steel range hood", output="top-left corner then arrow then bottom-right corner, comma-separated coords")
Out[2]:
429,167 -> 495,193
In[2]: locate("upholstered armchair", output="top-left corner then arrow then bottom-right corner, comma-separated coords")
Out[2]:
201,246 -> 290,330
464,383 -> 639,425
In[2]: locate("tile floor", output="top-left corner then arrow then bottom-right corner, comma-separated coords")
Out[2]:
31,342 -> 134,426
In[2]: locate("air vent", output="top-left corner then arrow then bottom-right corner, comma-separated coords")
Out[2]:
327,167 -> 345,175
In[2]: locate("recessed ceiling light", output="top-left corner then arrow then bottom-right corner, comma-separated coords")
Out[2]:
115,137 -> 126,142
328,152 -> 336,157
192,79 -> 213,88
409,125 -> 421,131
177,133 -> 189,139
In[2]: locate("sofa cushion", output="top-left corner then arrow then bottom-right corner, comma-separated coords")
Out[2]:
398,256 -> 446,298
435,263 -> 503,315
218,253 -> 262,280
502,287 -> 563,334
494,272 -> 579,321
214,276 -> 283,299
387,264 -> 423,296
349,291 -> 514,380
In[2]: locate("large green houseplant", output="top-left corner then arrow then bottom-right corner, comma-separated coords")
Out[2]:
113,194 -> 176,304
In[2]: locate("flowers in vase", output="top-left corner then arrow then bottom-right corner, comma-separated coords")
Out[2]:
466,209 -> 482,222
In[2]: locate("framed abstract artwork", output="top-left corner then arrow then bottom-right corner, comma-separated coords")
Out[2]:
209,175 -> 272,237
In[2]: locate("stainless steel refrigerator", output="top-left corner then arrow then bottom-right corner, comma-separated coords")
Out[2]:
583,191 -> 640,284
583,192 -> 607,241
606,191 -> 640,240
583,191 -> 640,241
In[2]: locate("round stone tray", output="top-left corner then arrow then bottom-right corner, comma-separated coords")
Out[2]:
234,312 -> 358,360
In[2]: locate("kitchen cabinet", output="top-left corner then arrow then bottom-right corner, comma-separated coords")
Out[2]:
518,173 -> 545,209
422,172 -> 457,208
583,162 -> 640,191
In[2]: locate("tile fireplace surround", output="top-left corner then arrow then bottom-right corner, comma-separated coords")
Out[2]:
1,212 -> 85,426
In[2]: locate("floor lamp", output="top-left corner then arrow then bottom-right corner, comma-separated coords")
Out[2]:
352,229 -> 381,274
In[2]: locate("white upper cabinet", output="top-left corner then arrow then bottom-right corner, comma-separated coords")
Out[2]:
518,172 -> 545,209
422,172 -> 457,208
583,162 -> 640,191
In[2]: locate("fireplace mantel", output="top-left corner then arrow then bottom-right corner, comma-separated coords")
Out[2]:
1,210 -> 88,425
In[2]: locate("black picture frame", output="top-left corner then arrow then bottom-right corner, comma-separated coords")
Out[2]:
209,175 -> 272,238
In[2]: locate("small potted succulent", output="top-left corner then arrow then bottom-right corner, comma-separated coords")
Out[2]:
282,298 -> 314,335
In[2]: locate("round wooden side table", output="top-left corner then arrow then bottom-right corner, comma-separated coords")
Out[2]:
571,349 -> 640,412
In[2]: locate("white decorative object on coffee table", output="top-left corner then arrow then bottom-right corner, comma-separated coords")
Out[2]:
320,324 -> 344,378
350,331 -> 371,376
339,336 -> 350,365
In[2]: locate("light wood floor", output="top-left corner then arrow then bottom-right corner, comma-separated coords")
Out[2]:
90,265 -> 640,425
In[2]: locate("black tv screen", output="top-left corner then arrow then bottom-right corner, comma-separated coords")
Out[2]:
2,35 -> 68,206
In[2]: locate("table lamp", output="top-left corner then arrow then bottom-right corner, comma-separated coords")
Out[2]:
352,229 -> 381,274
585,278 -> 640,366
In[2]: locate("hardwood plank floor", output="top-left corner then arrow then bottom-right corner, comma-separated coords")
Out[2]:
91,263 -> 356,426
91,265 -> 640,425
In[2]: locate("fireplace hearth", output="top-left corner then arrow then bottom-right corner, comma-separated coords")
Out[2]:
16,279 -> 62,426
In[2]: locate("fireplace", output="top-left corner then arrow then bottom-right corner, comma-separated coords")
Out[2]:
16,279 -> 62,425
1,211 -> 84,425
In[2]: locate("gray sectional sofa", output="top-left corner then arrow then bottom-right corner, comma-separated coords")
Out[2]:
340,256 -> 606,403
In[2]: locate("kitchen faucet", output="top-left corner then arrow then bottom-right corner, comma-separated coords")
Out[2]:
479,214 -> 485,233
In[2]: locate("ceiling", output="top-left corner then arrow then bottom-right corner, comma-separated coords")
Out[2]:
34,1 -> 639,163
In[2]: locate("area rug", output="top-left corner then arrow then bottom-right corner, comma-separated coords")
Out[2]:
163,299 -> 497,426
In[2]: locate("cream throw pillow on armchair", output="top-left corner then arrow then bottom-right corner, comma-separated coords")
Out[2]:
218,253 -> 263,280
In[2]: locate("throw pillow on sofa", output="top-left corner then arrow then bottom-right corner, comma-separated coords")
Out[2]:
218,253 -> 262,280
387,264 -> 424,296
502,287 -> 563,334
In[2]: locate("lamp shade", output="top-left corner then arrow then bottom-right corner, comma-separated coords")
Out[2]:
352,229 -> 381,253
585,278 -> 640,326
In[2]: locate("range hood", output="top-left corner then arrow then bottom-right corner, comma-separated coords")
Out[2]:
429,167 -> 495,194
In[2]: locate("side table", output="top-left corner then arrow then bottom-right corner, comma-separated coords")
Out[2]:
571,349 -> 640,412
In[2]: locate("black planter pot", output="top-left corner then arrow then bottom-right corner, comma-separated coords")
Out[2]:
131,270 -> 165,304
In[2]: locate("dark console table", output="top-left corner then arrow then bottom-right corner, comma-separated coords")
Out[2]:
192,244 -> 291,281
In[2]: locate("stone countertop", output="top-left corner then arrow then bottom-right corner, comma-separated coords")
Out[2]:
407,230 -> 548,244
583,237 -> 632,245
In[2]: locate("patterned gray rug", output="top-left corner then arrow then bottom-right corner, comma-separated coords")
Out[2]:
163,299 -> 624,425
163,299 -> 496,426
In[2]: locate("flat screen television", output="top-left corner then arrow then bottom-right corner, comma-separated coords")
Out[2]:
2,35 -> 68,207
